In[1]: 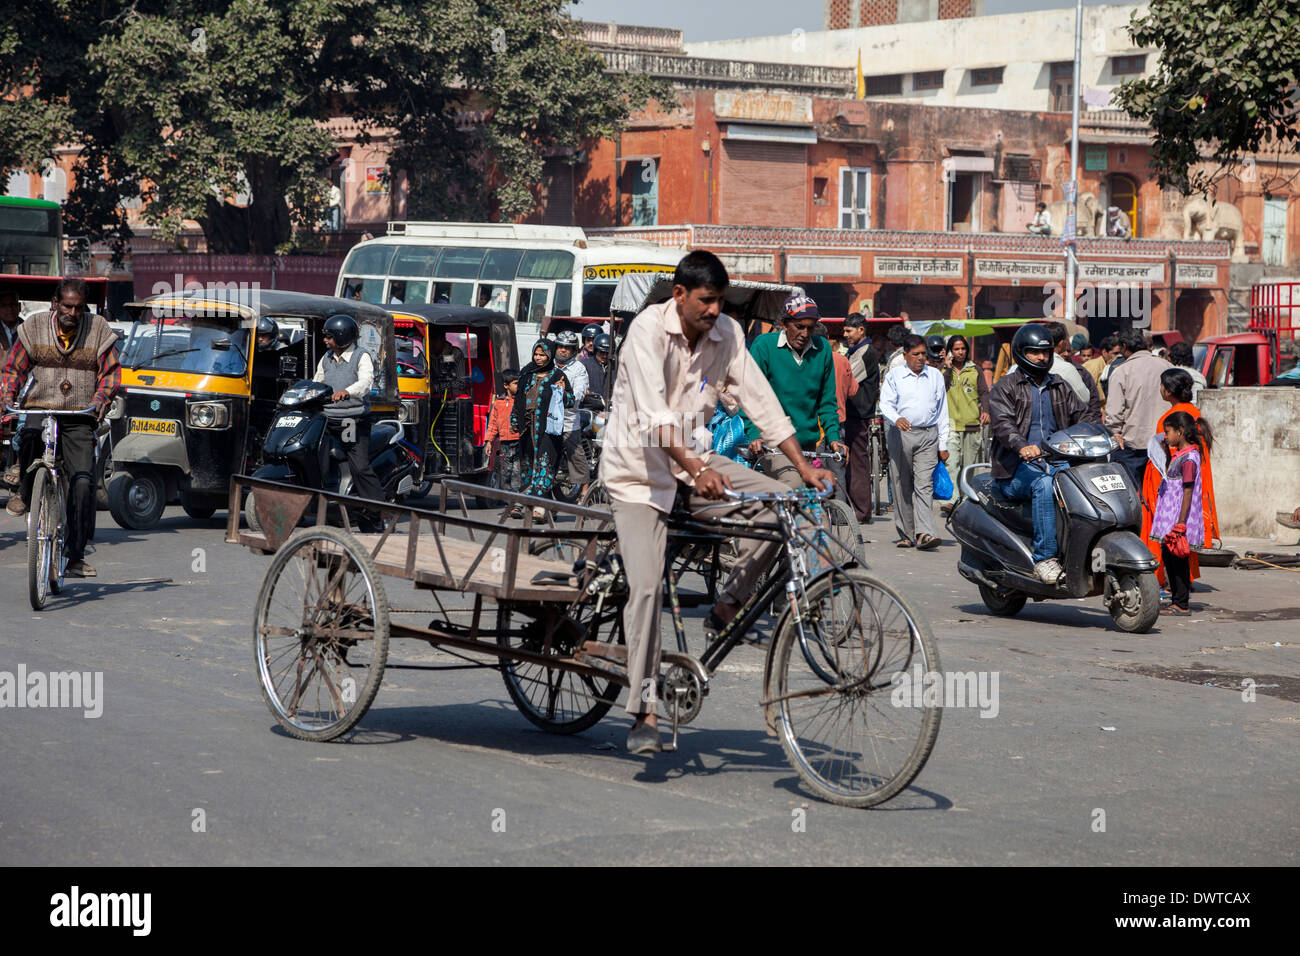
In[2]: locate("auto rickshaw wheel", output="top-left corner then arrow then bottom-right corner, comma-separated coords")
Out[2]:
181,493 -> 218,521
107,466 -> 166,530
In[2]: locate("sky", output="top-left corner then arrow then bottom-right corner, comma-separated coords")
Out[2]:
566,0 -> 1123,42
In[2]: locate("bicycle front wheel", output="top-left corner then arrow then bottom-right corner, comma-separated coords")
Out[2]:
820,497 -> 864,564
27,468 -> 54,610
770,568 -> 941,808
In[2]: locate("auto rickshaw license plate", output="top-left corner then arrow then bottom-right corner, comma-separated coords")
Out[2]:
129,418 -> 180,436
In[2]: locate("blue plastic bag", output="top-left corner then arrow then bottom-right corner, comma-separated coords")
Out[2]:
932,459 -> 954,501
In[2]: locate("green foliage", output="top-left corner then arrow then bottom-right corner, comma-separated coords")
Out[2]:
1,1 -> 668,255
1113,0 -> 1300,195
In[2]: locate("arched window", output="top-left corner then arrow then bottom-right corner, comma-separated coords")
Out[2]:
1109,173 -> 1139,237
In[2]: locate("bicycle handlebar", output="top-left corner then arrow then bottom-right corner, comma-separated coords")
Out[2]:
722,485 -> 834,504
6,405 -> 99,416
746,442 -> 845,463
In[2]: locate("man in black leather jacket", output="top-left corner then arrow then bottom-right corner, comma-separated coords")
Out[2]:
988,324 -> 1099,585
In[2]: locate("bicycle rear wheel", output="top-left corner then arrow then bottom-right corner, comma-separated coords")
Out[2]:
28,469 -> 54,610
770,567 -> 941,808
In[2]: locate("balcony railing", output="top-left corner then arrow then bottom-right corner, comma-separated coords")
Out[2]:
589,224 -> 1231,260
598,50 -> 855,95
577,20 -> 684,52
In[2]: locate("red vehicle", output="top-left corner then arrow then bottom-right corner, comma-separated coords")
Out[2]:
1195,280 -> 1300,387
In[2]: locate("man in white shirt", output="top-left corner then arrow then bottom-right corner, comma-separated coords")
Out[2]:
1027,203 -> 1052,235
313,313 -> 382,519
880,334 -> 950,550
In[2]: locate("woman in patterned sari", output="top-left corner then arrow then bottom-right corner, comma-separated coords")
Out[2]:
510,339 -> 571,517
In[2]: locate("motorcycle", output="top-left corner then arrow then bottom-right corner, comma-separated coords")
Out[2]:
947,422 -> 1161,633
244,380 -> 421,533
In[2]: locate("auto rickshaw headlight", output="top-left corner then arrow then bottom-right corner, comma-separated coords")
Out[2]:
399,400 -> 419,425
107,395 -> 126,421
187,401 -> 230,429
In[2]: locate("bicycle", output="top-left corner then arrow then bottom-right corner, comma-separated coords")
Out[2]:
653,485 -> 941,806
6,404 -> 98,610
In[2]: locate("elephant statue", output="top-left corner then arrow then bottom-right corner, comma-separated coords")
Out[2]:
1046,192 -> 1103,237
1183,196 -> 1248,262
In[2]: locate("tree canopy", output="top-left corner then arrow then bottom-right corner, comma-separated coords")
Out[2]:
1113,0 -> 1300,195
0,1 -> 669,257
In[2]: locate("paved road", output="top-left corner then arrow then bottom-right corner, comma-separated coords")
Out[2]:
1,500 -> 1297,865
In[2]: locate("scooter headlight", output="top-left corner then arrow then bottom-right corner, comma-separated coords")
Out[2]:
398,400 -> 419,425
106,395 -> 126,421
187,400 -> 230,429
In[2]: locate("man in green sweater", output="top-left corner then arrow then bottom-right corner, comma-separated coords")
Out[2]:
742,294 -> 847,487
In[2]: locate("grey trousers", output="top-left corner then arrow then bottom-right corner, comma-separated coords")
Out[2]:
886,424 -> 939,542
610,456 -> 786,717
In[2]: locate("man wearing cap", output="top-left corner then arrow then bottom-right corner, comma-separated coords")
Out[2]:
841,312 -> 880,523
742,293 -> 847,486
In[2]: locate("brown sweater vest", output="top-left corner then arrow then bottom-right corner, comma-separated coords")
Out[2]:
16,312 -> 117,410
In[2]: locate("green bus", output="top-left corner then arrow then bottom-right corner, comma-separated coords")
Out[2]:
0,195 -> 62,278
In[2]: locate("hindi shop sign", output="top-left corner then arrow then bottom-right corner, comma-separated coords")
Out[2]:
1078,260 -> 1165,284
974,258 -> 1065,282
874,256 -> 963,280
1175,263 -> 1219,286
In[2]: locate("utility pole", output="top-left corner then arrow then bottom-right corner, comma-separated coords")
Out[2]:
1064,0 -> 1083,324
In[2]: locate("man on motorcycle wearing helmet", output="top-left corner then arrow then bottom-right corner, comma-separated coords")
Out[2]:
579,323 -> 600,361
313,314 -> 383,528
256,316 -> 280,353
925,334 -> 947,370
578,332 -> 612,410
988,323 -> 1098,585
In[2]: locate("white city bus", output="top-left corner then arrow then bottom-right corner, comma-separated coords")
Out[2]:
336,222 -> 684,357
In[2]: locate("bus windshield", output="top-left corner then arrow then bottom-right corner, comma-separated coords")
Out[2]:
0,200 -> 61,277
121,315 -> 250,377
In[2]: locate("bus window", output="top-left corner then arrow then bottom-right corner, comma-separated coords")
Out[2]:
388,279 -> 429,304
390,245 -> 441,276
481,248 -> 523,280
516,287 -> 549,324
581,282 -> 616,317
342,244 -> 395,275
0,201 -> 61,276
341,277 -> 385,304
437,247 -> 486,278
518,249 -> 574,281
433,281 -> 473,305
553,281 -> 572,316
477,284 -> 511,312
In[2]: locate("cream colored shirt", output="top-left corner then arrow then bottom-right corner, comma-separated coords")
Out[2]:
601,299 -> 795,513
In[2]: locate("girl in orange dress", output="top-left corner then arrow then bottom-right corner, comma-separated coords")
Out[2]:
1141,368 -> 1220,587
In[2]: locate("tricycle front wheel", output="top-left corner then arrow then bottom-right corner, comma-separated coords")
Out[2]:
253,526 -> 390,741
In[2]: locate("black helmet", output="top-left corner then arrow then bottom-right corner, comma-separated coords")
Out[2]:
593,333 -> 612,354
256,316 -> 279,349
1011,323 -> 1054,384
581,324 -> 599,346
925,334 -> 946,361
322,313 -> 358,348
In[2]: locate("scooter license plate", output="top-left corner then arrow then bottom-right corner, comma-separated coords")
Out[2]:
276,415 -> 304,428
1090,473 -> 1127,494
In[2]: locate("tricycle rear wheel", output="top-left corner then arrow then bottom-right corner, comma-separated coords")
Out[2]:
253,526 -> 390,741
497,600 -> 623,734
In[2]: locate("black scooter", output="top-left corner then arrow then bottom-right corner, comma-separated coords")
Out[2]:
245,380 -> 420,533
948,422 -> 1161,633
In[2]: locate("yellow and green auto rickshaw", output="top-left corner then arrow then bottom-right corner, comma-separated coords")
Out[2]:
107,288 -> 398,528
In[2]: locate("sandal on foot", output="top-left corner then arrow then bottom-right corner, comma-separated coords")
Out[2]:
916,534 -> 940,550
1160,605 -> 1191,616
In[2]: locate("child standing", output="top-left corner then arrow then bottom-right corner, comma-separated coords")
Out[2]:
485,368 -> 522,492
1149,410 -> 1209,616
